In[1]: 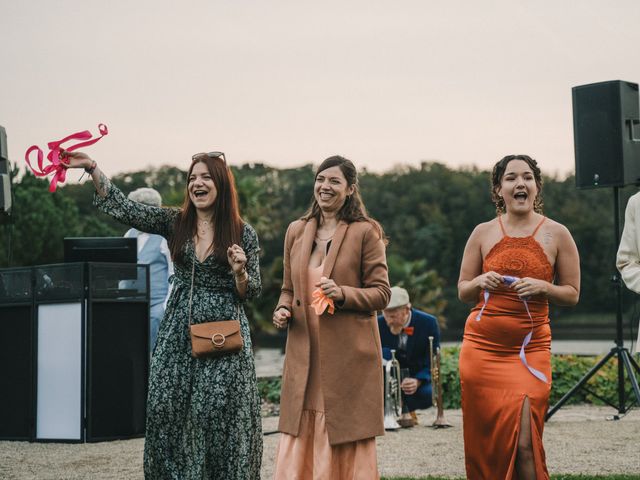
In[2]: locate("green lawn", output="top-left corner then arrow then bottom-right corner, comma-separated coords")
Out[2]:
383,476 -> 640,480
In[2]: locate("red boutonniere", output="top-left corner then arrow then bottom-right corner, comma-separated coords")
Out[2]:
403,326 -> 414,335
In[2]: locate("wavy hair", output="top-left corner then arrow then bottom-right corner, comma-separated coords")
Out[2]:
301,155 -> 386,242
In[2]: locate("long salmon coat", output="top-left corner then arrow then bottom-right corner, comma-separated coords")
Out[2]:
276,218 -> 391,445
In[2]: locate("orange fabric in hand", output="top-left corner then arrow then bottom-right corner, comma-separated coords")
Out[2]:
311,288 -> 335,315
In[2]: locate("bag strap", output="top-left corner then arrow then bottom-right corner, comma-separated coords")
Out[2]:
187,254 -> 241,326
188,255 -> 195,326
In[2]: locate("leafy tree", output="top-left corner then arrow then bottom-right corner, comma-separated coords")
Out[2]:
2,161 -> 630,340
0,171 -> 84,266
387,254 -> 447,327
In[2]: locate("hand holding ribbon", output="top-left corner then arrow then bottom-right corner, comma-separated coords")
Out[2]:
311,288 -> 335,315
475,274 -> 548,383
25,124 -> 108,192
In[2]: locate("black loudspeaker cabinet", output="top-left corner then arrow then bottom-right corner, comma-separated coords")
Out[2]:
0,305 -> 34,440
0,263 -> 149,442
87,301 -> 148,441
0,125 -> 7,162
0,268 -> 34,440
573,80 -> 640,189
0,125 -> 12,215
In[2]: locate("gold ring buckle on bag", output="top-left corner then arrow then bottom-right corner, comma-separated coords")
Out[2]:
187,256 -> 244,358
211,333 -> 226,348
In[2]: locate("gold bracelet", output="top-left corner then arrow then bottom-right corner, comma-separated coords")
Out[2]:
234,270 -> 248,283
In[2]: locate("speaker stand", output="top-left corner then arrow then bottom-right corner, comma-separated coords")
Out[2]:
546,186 -> 640,420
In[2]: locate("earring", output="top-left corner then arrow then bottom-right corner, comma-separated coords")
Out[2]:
534,194 -> 543,213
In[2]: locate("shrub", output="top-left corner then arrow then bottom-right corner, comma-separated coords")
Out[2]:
257,376 -> 282,404
258,349 -> 640,410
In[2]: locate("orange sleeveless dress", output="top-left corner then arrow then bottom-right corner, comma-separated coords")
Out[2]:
459,216 -> 553,480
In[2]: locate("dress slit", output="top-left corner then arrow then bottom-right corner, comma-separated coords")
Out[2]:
530,401 -> 547,479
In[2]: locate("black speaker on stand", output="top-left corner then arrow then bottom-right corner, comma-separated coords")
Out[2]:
0,126 -> 13,268
0,125 -> 12,217
574,80 -> 640,188
546,80 -> 640,420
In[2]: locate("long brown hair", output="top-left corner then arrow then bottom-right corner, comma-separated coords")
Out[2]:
491,154 -> 544,215
169,156 -> 243,265
301,155 -> 386,242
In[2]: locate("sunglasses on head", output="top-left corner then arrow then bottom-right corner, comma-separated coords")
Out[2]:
192,151 -> 226,163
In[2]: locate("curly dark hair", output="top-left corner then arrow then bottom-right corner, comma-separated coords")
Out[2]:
301,155 -> 386,242
491,154 -> 544,215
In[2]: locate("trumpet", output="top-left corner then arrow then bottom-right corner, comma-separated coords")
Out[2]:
383,349 -> 402,430
429,335 -> 452,428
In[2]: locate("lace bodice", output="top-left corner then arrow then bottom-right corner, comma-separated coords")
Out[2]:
483,216 -> 553,282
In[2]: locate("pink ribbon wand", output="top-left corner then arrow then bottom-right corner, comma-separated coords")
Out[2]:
25,123 -> 108,192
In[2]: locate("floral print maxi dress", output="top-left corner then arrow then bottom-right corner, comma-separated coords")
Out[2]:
94,184 -> 263,479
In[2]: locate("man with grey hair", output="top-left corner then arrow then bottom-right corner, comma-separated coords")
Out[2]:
124,187 -> 173,351
377,286 -> 440,427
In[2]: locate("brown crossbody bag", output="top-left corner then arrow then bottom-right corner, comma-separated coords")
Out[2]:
187,257 -> 243,358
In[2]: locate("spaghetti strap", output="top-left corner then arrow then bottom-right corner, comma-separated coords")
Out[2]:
497,215 -> 508,236
531,216 -> 546,236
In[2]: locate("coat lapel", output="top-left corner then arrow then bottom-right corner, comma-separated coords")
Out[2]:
322,221 -> 348,279
298,218 -> 317,298
406,311 -> 416,357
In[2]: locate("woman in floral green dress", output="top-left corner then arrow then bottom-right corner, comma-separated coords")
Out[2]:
63,150 -> 263,479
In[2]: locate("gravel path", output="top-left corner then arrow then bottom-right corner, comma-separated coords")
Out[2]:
1,405 -> 638,479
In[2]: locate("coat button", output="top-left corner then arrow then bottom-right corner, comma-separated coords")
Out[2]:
296,300 -> 301,306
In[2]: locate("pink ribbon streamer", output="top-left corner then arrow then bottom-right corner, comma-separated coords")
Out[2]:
25,124 -> 108,192
310,288 -> 335,315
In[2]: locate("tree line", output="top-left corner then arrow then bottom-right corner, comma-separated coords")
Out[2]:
1,161 -> 636,339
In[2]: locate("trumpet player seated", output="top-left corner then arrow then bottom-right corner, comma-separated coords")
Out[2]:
377,286 -> 440,428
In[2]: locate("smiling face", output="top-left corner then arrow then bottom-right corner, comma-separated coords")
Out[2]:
314,165 -> 355,215
188,161 -> 218,211
496,159 -> 538,214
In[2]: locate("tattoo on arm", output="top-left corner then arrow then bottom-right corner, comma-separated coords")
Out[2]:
543,232 -> 553,245
97,171 -> 110,196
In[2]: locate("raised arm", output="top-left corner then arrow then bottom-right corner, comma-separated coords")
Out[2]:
62,150 -> 111,197
62,151 -> 178,237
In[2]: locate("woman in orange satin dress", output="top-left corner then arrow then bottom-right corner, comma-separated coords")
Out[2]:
458,155 -> 580,480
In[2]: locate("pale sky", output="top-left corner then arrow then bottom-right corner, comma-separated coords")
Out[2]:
2,0 -> 640,179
